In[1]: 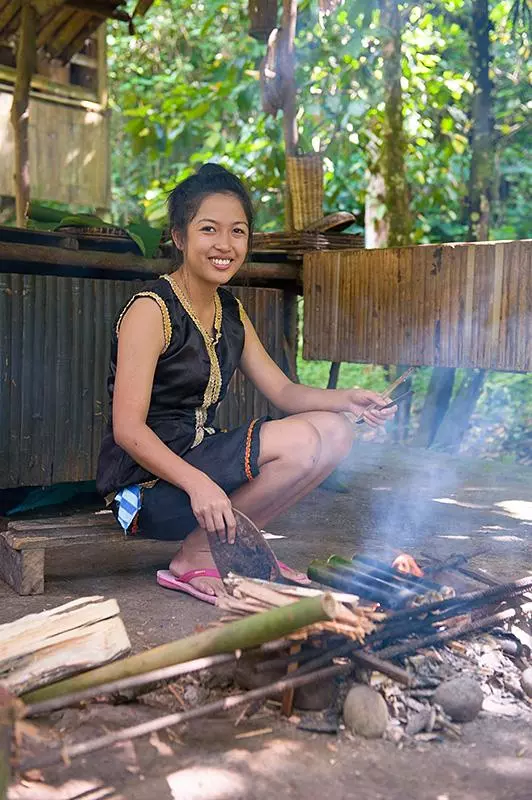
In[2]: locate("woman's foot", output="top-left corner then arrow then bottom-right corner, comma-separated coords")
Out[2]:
169,529 -> 225,597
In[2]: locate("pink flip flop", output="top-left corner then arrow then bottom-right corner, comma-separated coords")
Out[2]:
157,560 -> 310,605
277,561 -> 311,586
156,569 -> 220,605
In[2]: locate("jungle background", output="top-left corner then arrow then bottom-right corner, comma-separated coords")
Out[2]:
110,0 -> 530,463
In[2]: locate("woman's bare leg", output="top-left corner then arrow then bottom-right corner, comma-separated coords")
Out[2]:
169,412 -> 354,595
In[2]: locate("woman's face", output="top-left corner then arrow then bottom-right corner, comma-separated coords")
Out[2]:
175,193 -> 250,286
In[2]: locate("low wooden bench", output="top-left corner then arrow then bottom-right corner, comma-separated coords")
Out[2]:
0,511 -> 125,595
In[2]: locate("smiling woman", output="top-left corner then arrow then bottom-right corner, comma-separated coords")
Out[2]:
96,164 -> 397,604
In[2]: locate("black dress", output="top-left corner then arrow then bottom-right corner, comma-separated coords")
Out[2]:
96,274 -> 266,540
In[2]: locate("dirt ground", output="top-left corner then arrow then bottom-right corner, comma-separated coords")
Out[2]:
3,442 -> 532,800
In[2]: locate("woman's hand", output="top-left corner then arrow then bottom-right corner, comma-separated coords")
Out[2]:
340,388 -> 397,428
187,473 -> 237,543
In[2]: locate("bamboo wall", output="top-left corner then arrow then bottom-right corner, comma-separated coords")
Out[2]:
0,274 -> 284,489
0,89 -> 109,208
303,240 -> 532,371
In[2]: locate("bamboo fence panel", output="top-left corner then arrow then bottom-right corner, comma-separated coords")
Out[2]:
0,89 -> 109,208
303,240 -> 532,371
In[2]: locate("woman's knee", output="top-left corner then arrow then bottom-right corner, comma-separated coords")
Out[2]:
308,412 -> 353,462
260,418 -> 321,472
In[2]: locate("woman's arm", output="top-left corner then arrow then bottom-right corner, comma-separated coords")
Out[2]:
239,310 -> 394,426
113,299 -> 236,539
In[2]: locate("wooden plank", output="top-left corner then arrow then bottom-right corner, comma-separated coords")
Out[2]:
0,536 -> 44,594
3,526 -> 124,550
6,512 -> 115,529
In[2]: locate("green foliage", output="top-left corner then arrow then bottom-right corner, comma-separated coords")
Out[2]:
109,0 -> 529,242
107,0 -> 530,462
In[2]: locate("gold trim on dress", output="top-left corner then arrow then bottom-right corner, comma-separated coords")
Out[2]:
164,274 -> 223,447
236,298 -> 247,325
115,292 -> 172,353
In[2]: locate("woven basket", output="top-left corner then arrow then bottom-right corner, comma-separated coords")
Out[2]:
286,154 -> 324,231
248,0 -> 278,41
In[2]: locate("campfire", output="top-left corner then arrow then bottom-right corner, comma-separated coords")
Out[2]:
3,550 -> 532,777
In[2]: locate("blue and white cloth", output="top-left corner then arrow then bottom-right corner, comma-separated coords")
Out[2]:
115,485 -> 142,532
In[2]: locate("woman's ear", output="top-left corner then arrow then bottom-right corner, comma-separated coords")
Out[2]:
171,229 -> 184,251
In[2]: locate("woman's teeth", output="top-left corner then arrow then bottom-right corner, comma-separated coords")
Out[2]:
210,258 -> 232,267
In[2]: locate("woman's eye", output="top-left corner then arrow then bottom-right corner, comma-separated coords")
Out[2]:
200,225 -> 216,232
233,227 -> 247,236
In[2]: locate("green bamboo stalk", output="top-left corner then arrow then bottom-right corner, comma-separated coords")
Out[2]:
22,594 -> 339,705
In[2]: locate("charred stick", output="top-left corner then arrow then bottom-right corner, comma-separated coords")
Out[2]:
18,663 -> 350,773
384,575 -> 532,622
376,607 -> 516,661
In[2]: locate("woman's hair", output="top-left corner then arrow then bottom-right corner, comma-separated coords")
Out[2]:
167,164 -> 254,263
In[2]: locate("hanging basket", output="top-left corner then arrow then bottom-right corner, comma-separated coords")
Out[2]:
248,0 -> 278,42
286,154 -> 324,231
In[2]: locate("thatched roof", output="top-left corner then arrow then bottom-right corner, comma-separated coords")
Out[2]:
0,1 -> 156,64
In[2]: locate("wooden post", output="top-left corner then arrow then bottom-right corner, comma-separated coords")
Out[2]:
10,0 -> 38,228
280,0 -> 298,230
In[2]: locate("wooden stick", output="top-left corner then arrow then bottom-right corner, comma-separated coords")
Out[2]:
24,654 -> 237,718
18,664 -> 350,772
281,644 -> 300,716
22,594 -> 341,705
0,689 -> 22,800
347,366 -> 417,424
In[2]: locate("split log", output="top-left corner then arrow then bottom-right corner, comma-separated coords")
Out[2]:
0,597 -> 131,695
22,594 -> 340,705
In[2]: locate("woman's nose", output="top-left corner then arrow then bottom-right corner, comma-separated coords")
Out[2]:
214,234 -> 231,251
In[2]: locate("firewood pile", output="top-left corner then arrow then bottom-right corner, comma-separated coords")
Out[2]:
2,556 -> 532,784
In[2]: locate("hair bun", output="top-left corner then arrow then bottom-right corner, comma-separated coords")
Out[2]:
197,163 -> 229,177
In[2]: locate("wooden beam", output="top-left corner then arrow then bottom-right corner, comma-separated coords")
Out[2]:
31,0 -> 64,14
0,64 -> 102,106
47,9 -> 91,60
0,240 -> 301,283
10,0 -> 37,227
65,1 -> 131,22
97,22 -> 108,107
0,1 -> 21,35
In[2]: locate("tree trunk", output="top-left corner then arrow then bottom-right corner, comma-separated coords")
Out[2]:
364,168 -> 389,248
467,0 -> 492,242
428,0 -> 492,452
418,1 -> 491,451
10,0 -> 37,228
431,370 -> 486,452
379,0 -> 411,247
412,367 -> 455,448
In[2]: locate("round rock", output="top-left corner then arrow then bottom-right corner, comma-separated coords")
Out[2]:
433,676 -> 484,722
521,667 -> 532,698
294,676 -> 338,711
343,684 -> 388,739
